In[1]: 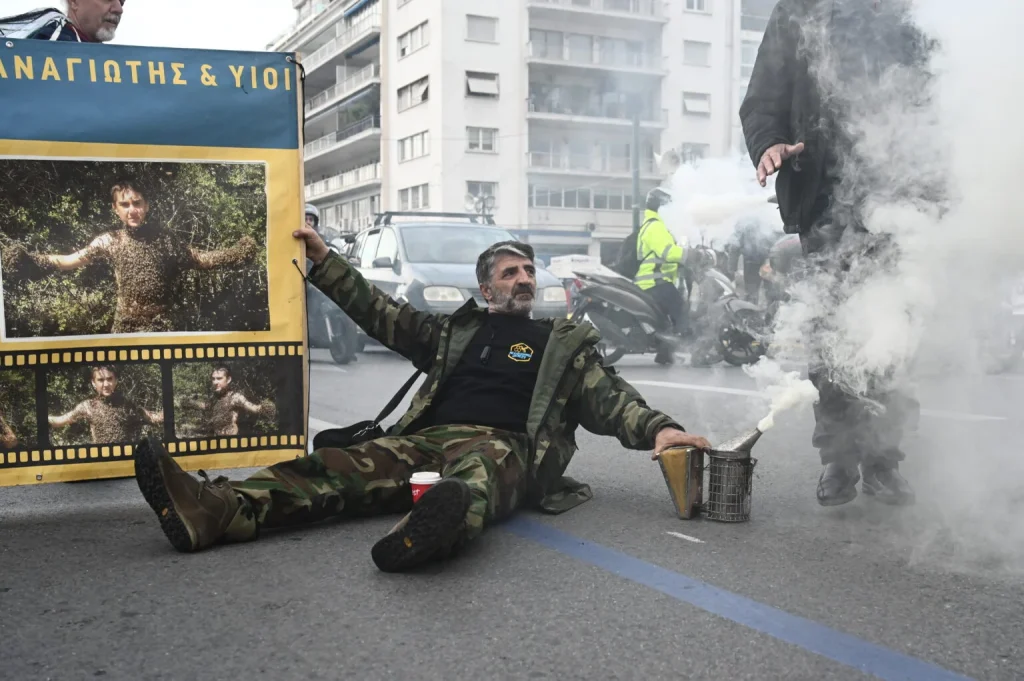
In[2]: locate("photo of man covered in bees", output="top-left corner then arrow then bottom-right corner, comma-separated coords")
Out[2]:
0,159 -> 269,339
173,360 -> 281,440
0,367 -> 38,451
47,363 -> 164,448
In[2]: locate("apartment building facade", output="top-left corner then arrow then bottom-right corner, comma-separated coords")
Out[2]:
271,0 -> 777,262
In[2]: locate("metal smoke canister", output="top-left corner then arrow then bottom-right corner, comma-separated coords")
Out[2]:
657,446 -> 704,520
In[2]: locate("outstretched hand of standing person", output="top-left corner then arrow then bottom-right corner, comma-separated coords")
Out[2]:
293,226 -> 330,265
651,427 -> 712,460
757,142 -> 805,186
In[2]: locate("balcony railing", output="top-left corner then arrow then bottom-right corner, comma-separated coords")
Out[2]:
305,63 -> 380,112
324,215 -> 374,235
304,115 -> 381,157
528,0 -> 664,19
528,152 -> 656,174
304,11 -> 382,72
527,40 -> 663,71
527,98 -> 668,125
305,162 -> 381,200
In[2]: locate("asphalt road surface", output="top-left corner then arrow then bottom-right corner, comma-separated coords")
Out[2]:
3,347 -> 1023,681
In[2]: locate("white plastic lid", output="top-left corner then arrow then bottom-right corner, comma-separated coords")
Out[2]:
410,472 -> 442,484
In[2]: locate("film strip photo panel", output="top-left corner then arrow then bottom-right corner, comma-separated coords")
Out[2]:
0,342 -> 305,483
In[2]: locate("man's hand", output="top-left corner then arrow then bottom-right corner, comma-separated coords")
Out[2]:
757,142 -> 805,186
293,226 -> 330,265
651,427 -> 712,460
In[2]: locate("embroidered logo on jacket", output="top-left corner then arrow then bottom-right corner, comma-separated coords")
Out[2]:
508,343 -> 533,362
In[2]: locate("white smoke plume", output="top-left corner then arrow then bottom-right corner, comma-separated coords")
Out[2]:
658,155 -> 781,251
663,0 -> 1024,569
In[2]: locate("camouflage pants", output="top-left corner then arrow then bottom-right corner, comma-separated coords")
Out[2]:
222,425 -> 530,542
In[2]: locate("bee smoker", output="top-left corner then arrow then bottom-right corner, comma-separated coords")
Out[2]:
658,427 -> 763,523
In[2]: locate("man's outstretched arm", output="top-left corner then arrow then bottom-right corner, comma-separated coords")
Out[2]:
298,227 -> 444,372
143,408 -> 164,426
48,402 -> 89,429
188,236 -> 259,270
569,350 -> 709,452
230,393 -> 276,418
0,412 -> 16,448
9,233 -> 113,274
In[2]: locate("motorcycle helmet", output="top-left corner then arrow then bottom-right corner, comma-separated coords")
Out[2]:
304,203 -> 320,229
646,187 -> 673,212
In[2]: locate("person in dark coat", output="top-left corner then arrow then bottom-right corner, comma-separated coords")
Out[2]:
740,0 -> 936,507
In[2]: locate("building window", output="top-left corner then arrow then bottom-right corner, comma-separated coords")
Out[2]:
466,71 -> 500,98
399,183 -> 430,210
679,143 -> 711,163
741,39 -> 759,77
686,0 -> 709,12
398,21 -> 428,59
398,131 -> 429,162
683,40 -> 711,67
466,126 -> 497,152
528,185 -> 633,211
397,76 -> 429,112
466,15 -> 498,43
467,181 -> 498,207
682,91 -> 711,116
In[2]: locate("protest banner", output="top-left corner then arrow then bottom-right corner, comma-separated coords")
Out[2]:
0,39 -> 308,485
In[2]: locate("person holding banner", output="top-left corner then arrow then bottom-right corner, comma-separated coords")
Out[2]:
133,227 -> 711,573
6,180 -> 259,335
7,0 -> 125,42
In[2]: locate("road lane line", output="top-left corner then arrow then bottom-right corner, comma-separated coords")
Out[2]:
508,518 -> 975,681
629,379 -> 1007,423
666,531 -> 705,544
308,417 -> 337,433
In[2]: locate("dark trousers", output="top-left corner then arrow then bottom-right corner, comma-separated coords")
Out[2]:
801,226 -> 920,469
647,280 -> 688,334
742,257 -> 764,304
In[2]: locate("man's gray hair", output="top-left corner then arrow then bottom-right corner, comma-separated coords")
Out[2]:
475,240 -> 535,286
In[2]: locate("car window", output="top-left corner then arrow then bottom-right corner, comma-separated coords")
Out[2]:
375,228 -> 398,262
399,226 -> 518,263
360,229 -> 382,265
351,231 -> 368,262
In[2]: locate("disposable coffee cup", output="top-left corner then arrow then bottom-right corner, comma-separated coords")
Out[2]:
409,472 -> 442,503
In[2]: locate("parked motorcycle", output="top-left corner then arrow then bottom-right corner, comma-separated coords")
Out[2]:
569,246 -> 767,367
305,253 -> 359,365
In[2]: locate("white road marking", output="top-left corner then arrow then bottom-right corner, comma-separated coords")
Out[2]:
666,531 -> 705,544
308,417 -> 341,433
629,379 -> 1008,423
310,364 -> 347,374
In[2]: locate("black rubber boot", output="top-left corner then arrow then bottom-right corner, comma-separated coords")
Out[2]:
861,464 -> 915,506
816,462 -> 860,507
371,478 -> 471,573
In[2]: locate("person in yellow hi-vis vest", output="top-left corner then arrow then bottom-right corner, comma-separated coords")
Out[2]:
634,187 -> 689,365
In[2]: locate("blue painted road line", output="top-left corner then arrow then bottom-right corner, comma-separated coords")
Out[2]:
506,517 -> 975,681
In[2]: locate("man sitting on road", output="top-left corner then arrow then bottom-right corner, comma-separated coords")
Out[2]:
133,228 -> 710,573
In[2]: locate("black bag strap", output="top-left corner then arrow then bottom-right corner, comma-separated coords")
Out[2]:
372,370 -> 422,426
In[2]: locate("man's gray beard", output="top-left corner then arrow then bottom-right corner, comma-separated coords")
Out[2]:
95,23 -> 117,42
488,289 -> 534,317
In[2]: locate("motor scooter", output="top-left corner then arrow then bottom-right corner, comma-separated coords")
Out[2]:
569,246 -> 767,367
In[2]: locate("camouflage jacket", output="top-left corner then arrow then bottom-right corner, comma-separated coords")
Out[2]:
308,253 -> 684,514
